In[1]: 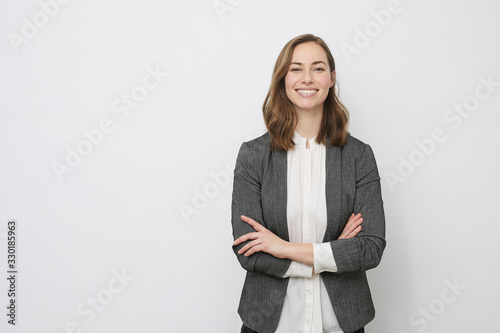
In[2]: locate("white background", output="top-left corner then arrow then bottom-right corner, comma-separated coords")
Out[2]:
1,0 -> 499,332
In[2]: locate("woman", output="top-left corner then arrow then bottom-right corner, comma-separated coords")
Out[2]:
231,34 -> 386,333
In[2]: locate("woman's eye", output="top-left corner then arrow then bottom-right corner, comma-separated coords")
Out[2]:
314,67 -> 325,71
290,68 -> 300,72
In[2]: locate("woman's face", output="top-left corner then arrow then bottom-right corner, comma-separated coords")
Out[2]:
284,42 -> 335,115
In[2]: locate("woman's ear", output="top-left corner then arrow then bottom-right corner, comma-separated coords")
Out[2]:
330,70 -> 336,87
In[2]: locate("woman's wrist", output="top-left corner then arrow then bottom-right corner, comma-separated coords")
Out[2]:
286,242 -> 314,267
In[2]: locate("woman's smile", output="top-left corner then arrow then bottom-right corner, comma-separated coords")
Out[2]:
295,88 -> 319,97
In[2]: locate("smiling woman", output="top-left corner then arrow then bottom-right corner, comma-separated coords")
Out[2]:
262,35 -> 349,152
231,34 -> 386,333
285,42 -> 334,117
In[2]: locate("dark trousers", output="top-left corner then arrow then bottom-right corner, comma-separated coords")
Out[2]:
241,324 -> 365,333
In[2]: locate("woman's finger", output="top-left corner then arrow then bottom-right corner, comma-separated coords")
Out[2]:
242,243 -> 263,257
349,225 -> 362,238
233,231 -> 259,245
346,214 -> 363,229
339,214 -> 363,239
238,238 -> 262,255
241,215 -> 264,231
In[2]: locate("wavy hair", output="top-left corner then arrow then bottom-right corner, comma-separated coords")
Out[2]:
263,34 -> 349,151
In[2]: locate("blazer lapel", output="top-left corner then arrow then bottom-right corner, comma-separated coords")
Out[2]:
324,143 -> 343,241
272,148 -> 290,242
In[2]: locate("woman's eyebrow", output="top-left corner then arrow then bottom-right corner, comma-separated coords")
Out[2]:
290,61 -> 327,65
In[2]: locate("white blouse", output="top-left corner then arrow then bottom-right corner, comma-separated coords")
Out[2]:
274,131 -> 343,333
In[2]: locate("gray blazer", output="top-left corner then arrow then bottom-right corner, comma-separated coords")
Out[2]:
231,132 -> 386,333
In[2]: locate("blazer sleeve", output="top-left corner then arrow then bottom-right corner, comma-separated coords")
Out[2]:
231,142 -> 292,279
329,143 -> 386,273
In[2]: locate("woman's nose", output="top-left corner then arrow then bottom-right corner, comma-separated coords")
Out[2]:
302,70 -> 313,83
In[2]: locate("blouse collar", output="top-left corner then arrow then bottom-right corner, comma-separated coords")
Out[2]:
292,131 -> 320,150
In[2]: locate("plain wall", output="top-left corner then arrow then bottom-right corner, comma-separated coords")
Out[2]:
1,0 -> 499,332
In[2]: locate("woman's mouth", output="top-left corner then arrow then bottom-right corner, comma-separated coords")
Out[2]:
295,89 -> 318,97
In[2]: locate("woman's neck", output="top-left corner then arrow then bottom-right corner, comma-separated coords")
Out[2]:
294,107 -> 323,141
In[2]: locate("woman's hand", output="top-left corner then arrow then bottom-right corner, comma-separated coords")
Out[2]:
233,213 -> 363,263
233,215 -> 290,259
338,213 -> 363,240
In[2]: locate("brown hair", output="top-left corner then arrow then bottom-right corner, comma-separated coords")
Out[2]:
262,34 -> 349,151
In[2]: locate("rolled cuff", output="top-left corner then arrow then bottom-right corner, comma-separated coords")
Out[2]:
283,260 -> 313,278
313,242 -> 338,274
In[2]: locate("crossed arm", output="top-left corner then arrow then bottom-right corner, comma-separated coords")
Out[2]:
233,213 -> 364,272
231,141 -> 385,277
